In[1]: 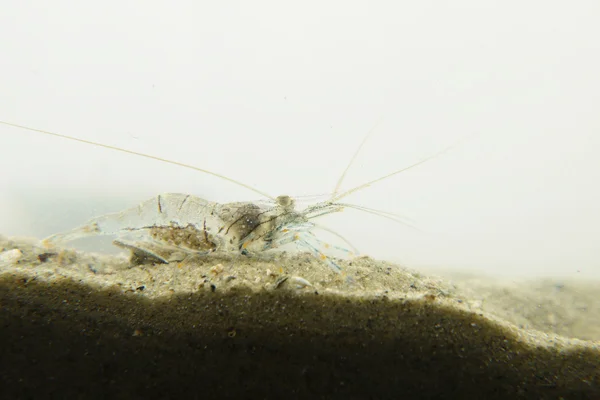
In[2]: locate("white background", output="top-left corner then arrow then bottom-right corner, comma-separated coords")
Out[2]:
1,1 -> 599,278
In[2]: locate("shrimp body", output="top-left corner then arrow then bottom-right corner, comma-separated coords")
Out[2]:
44,193 -> 348,271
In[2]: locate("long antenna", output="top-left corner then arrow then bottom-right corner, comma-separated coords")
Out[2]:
332,134 -> 474,202
330,117 -> 383,200
0,120 -> 275,201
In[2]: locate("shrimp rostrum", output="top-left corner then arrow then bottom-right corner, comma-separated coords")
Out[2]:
1,121 -> 460,272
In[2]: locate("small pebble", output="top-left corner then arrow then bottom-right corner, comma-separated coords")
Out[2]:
0,249 -> 23,264
291,276 -> 312,289
210,264 -> 224,275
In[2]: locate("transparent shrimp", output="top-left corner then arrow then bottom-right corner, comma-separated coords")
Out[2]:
41,192 -> 352,271
0,120 -> 465,272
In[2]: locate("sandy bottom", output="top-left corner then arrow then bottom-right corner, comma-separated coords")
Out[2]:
1,235 -> 598,399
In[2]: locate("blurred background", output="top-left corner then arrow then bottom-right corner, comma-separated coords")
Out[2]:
1,1 -> 599,278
